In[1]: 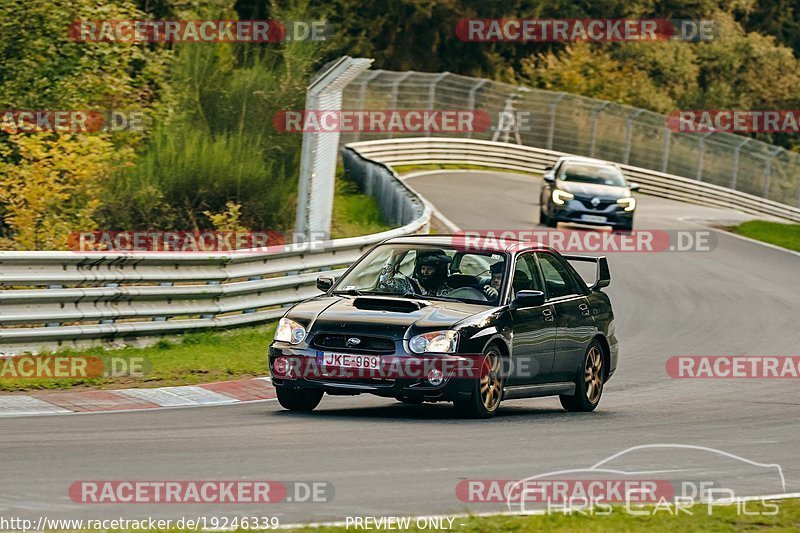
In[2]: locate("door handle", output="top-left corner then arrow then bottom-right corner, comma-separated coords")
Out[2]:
542,308 -> 554,322
578,303 -> 590,317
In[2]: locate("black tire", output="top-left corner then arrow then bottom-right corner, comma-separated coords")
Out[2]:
276,387 -> 323,412
560,340 -> 605,412
539,203 -> 557,228
454,346 -> 504,419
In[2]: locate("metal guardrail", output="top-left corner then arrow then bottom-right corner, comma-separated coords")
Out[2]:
349,137 -> 800,223
0,152 -> 429,355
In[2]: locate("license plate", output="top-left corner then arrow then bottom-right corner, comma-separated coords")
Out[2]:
319,352 -> 381,370
581,214 -> 607,223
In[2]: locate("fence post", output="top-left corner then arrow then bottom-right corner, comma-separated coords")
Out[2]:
661,126 -> 671,173
351,70 -> 381,143
730,138 -> 750,189
623,109 -> 643,164
426,72 -> 449,137
589,102 -> 610,158
547,92 -> 567,150
696,132 -> 711,181
386,71 -> 413,140
466,79 -> 488,139
764,147 -> 783,198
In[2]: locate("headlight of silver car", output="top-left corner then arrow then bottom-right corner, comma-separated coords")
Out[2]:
409,330 -> 459,354
275,317 -> 307,344
616,197 -> 636,212
552,189 -> 575,205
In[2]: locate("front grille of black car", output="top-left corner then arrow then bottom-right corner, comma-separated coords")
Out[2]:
574,196 -> 616,210
311,334 -> 396,354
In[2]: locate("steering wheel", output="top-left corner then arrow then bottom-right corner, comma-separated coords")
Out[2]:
446,286 -> 488,302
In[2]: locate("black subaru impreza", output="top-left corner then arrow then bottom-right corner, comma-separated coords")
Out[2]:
269,235 -> 618,418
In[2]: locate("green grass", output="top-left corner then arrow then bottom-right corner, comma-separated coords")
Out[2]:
331,173 -> 393,238
0,323 -> 276,392
730,220 -> 800,252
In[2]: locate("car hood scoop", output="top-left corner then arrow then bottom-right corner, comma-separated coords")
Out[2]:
353,296 -> 429,312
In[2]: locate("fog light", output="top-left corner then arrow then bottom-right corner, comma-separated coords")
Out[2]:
427,368 -> 444,386
273,356 -> 290,377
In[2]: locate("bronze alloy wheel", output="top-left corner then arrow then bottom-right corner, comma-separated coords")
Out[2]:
560,340 -> 606,412
585,345 -> 604,404
479,349 -> 503,412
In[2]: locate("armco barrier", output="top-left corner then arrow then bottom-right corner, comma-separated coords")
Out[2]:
348,137 -> 800,223
0,151 -> 429,355
2,135 -> 797,354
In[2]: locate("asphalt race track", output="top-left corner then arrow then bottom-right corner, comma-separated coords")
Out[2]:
1,171 -> 798,524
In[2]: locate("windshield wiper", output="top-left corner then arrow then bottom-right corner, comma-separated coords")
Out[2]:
401,291 -> 449,301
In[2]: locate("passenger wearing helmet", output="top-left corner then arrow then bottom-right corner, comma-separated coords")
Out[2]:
481,261 -> 505,303
414,250 -> 453,297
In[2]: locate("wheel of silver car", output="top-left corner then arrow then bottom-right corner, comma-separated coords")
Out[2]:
454,346 -> 504,419
560,340 -> 605,412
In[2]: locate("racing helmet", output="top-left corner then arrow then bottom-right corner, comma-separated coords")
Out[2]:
414,249 -> 452,291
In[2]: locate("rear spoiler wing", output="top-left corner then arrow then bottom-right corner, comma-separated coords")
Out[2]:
562,255 -> 610,290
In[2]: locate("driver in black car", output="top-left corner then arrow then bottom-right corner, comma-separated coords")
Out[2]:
414,250 -> 453,297
481,261 -> 504,303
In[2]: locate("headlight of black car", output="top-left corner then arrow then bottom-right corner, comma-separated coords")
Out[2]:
275,317 -> 307,344
408,330 -> 459,354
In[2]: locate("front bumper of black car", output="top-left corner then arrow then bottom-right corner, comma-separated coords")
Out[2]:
269,344 -> 475,401
551,199 -> 634,228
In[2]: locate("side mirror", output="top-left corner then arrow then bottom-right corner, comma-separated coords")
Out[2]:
316,275 -> 334,292
543,173 -> 555,182
628,183 -> 640,192
511,290 -> 546,309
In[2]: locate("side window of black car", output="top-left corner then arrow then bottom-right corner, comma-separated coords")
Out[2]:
537,253 -> 578,299
512,253 -> 543,295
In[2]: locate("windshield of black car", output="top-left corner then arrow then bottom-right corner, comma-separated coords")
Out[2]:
333,244 -> 508,305
559,163 -> 627,187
